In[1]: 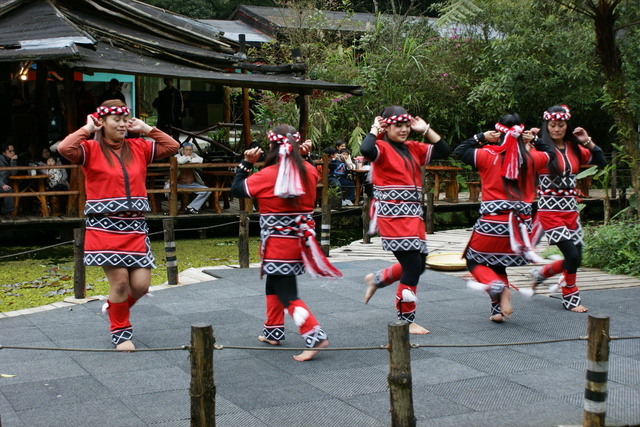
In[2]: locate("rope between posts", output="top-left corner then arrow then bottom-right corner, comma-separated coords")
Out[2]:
0,345 -> 190,352
3,336 -> 637,353
0,240 -> 74,260
148,220 -> 241,236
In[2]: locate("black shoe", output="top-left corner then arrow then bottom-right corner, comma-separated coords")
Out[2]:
185,207 -> 199,215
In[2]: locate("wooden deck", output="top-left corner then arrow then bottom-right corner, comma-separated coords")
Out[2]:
328,225 -> 640,293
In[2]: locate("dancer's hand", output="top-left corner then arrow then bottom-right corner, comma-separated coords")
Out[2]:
410,116 -> 429,134
370,116 -> 385,134
300,139 -> 312,156
126,117 -> 153,134
483,130 -> 501,143
243,146 -> 263,164
83,114 -> 102,133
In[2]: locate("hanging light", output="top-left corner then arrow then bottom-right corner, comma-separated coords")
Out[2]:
17,61 -> 32,81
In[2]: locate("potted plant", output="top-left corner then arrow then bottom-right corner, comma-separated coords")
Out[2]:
327,186 -> 343,209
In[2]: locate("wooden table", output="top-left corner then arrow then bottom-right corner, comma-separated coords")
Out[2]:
425,166 -> 462,202
9,174 -> 50,217
202,170 -> 235,213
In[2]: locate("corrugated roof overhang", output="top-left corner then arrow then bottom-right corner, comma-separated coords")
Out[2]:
63,43 -> 364,95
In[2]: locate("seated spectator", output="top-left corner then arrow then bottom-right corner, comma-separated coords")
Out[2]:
18,142 -> 39,167
165,143 -> 208,214
0,143 -> 17,217
45,157 -> 69,191
335,139 -> 356,170
325,146 -> 355,206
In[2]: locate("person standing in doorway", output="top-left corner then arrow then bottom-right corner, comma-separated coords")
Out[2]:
98,78 -> 126,105
153,78 -> 184,137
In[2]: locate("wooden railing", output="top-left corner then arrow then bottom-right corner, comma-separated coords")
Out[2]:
0,155 -> 330,218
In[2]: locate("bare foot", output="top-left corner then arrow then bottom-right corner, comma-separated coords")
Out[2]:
500,287 -> 512,318
258,335 -> 280,345
293,339 -> 329,362
116,340 -> 135,352
570,304 -> 588,313
489,314 -> 504,323
364,273 -> 377,304
409,323 -> 430,335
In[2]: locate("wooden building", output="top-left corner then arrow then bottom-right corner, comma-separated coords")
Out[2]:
0,0 -> 363,149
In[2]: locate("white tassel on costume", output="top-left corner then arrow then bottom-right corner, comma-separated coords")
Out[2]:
519,288 -> 535,298
466,280 -> 489,292
508,212 -> 545,264
291,306 -> 309,327
101,301 -> 109,315
401,288 -> 417,302
368,200 -> 379,235
297,215 -> 342,279
549,274 -> 566,293
274,141 -> 305,198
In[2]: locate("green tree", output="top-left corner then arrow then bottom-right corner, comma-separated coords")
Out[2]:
437,0 -> 640,216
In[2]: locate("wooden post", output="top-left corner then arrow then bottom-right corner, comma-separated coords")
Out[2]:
297,93 -> 310,141
238,210 -> 250,268
321,203 -> 331,256
190,323 -> 216,427
425,192 -> 435,234
610,152 -> 618,200
222,87 -> 231,144
134,75 -> 142,118
583,314 -> 610,427
62,66 -> 77,135
362,194 -> 371,244
321,154 -> 329,206
163,218 -> 178,286
35,61 -> 49,148
387,321 -> 416,427
73,227 -> 86,299
169,156 -> 179,216
240,35 -> 252,151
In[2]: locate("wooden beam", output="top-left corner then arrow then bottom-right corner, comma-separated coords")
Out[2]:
35,61 -> 49,148
62,66 -> 77,135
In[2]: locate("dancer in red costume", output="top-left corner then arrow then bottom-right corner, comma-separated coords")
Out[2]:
58,100 -> 179,350
454,113 -> 554,322
231,124 -> 341,361
530,105 -> 606,312
361,106 -> 450,334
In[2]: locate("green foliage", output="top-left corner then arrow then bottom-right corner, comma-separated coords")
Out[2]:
583,221 -> 640,278
0,237 -> 261,313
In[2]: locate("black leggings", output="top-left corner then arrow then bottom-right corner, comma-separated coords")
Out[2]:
466,259 -> 507,276
393,250 -> 427,287
265,275 -> 298,308
556,240 -> 582,274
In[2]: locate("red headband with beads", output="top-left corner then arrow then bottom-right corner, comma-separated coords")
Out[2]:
96,106 -> 131,117
267,131 -> 301,144
543,105 -> 571,121
383,114 -> 412,124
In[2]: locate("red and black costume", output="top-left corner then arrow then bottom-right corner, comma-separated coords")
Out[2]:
532,121 -> 605,310
231,131 -> 340,349
360,118 -> 450,323
455,125 -> 554,316
59,116 -> 178,345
